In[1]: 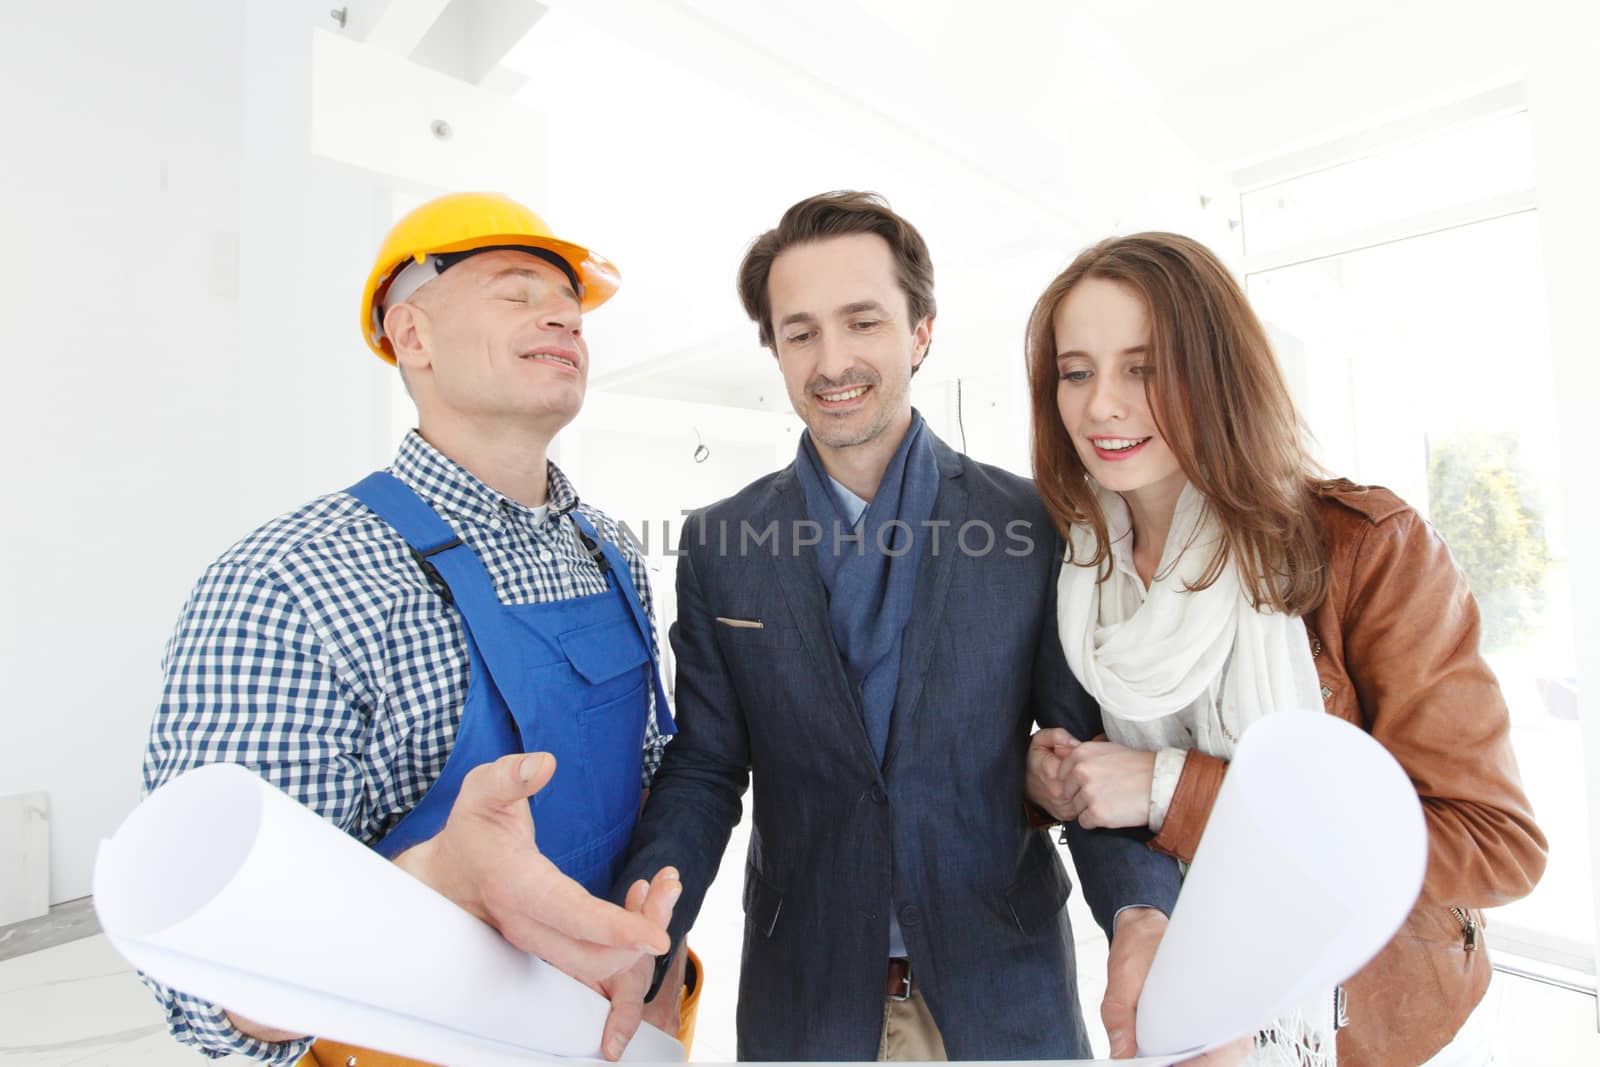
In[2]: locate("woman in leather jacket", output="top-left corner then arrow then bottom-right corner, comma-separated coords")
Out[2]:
1021,232 -> 1547,1067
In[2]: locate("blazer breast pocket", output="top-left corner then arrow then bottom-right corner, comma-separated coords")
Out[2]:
713,616 -> 802,651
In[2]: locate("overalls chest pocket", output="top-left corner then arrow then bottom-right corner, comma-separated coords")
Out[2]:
520,614 -> 651,839
556,615 -> 652,703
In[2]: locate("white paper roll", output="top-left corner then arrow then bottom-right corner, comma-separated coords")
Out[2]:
1134,711 -> 1427,1055
94,762 -> 683,1063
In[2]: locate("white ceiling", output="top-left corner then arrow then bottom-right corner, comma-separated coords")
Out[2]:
478,0 -> 1538,406
1081,0 -> 1531,171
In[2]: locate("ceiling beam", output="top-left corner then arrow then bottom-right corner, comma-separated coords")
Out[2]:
413,0 -> 549,85
352,0 -> 453,56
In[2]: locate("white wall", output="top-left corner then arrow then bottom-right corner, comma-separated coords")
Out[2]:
0,0 -> 395,904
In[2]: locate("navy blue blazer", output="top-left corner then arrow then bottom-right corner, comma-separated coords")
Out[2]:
616,434 -> 1181,1060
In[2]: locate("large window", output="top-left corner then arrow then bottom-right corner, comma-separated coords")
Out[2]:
1241,109 -> 1592,982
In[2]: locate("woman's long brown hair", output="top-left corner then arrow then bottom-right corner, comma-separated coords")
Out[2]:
1026,232 -> 1331,615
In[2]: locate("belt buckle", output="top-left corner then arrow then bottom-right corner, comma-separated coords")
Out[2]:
887,958 -> 912,1002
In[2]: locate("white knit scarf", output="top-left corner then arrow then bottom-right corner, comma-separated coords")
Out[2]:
1056,480 -> 1335,1066
1056,481 -> 1323,755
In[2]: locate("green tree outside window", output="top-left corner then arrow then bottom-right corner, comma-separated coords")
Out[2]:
1426,432 -> 1552,651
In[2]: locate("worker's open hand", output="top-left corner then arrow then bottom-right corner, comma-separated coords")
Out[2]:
393,751 -> 672,985
598,874 -> 683,1061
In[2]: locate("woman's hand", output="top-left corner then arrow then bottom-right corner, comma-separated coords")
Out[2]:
1049,734 -> 1157,830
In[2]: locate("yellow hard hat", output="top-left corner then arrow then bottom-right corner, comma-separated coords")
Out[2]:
359,191 -> 621,363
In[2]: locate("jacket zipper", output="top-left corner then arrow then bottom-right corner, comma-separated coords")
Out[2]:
1450,906 -> 1480,952
1308,636 -> 1479,954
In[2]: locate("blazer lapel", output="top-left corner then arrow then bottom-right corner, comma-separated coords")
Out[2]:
768,465 -> 883,773
883,437 -> 969,768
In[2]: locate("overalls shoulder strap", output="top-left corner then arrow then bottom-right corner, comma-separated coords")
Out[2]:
346,471 -> 505,624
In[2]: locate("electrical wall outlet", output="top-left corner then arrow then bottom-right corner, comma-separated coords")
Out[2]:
0,792 -> 49,926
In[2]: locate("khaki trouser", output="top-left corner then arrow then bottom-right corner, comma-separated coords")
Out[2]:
878,988 -> 947,1062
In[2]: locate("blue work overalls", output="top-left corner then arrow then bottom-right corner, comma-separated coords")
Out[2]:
347,472 -> 673,897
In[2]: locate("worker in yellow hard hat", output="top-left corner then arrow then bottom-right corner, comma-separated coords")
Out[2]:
358,190 -> 621,363
140,191 -> 697,1065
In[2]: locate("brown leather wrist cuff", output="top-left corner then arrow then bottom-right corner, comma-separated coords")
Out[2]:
1149,749 -> 1227,862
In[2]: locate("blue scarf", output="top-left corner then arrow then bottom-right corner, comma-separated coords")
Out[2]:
794,410 -> 940,763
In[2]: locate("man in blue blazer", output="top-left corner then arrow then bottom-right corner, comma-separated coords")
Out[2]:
604,191 -> 1186,1061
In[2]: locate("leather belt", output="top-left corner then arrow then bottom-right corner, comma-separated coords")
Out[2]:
886,957 -> 913,1001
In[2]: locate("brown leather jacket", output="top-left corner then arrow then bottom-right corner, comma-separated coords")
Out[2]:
1149,483 -> 1547,1067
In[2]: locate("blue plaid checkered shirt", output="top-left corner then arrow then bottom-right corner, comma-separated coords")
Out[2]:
141,430 -> 668,1063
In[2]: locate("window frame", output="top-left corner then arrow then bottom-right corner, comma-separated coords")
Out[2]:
1231,88 -> 1599,1004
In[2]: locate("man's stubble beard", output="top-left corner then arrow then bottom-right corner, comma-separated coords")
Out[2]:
804,371 -> 911,451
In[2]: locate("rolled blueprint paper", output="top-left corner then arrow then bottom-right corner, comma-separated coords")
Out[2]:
1134,712 -> 1427,1055
94,763 -> 683,1064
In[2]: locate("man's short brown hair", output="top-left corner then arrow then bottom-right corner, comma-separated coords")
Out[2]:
737,191 -> 936,352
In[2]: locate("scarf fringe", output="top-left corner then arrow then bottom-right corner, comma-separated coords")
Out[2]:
1247,1006 -> 1338,1067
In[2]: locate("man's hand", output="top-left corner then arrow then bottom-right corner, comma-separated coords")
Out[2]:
598,874 -> 683,1061
1103,906 -> 1165,1058
1054,737 -> 1155,830
1025,727 -> 1079,820
641,943 -> 687,1040
393,752 -> 671,985
1104,908 -> 1250,1066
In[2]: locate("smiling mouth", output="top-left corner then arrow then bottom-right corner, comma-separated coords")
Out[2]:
521,350 -> 579,371
1089,435 -> 1152,460
815,384 -> 871,406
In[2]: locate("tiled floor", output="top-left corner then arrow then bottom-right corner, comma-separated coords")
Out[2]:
0,935 -> 208,1066
3,836 -> 1596,1065
0,899 -> 99,965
